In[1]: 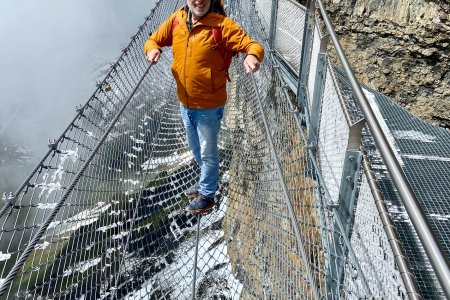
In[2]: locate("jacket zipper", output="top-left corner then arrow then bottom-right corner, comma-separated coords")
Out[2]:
184,36 -> 189,108
184,20 -> 193,109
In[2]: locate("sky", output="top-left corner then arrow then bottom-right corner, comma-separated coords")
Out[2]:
0,0 -> 156,156
0,0 -> 156,192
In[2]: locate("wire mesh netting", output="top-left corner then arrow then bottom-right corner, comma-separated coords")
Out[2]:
273,0 -> 306,72
1,0 -> 449,299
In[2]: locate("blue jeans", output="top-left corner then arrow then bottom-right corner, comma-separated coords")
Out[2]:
180,104 -> 224,198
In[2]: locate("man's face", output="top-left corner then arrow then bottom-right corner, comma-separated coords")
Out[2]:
187,0 -> 211,20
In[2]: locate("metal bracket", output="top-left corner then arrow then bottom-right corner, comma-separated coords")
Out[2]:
296,3 -> 316,127
2,192 -> 16,206
337,150 -> 362,220
97,81 -> 112,93
75,105 -> 84,114
327,119 -> 365,298
307,51 -> 328,150
47,138 -> 58,149
336,118 -> 365,225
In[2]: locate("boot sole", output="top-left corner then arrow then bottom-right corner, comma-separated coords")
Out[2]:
186,193 -> 199,199
186,203 -> 215,214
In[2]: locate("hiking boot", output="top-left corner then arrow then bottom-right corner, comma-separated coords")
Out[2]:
185,195 -> 215,214
185,183 -> 199,199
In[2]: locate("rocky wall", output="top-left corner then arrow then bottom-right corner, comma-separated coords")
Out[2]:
302,0 -> 450,129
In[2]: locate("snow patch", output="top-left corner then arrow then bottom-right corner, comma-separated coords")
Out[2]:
393,130 -> 436,143
36,182 -> 62,199
401,154 -> 450,162
37,148 -> 79,199
125,152 -> 138,159
112,231 -> 129,240
37,203 -> 57,210
122,179 -> 140,185
0,252 -> 11,262
363,89 -> 404,167
429,214 -> 450,221
63,257 -> 102,277
125,195 -> 241,300
47,203 -> 111,236
159,230 -> 241,300
97,223 -> 120,233
34,241 -> 51,250
130,136 -> 145,144
142,151 -> 194,171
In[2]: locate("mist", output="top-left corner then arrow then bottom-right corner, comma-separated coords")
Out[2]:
0,0 -> 156,192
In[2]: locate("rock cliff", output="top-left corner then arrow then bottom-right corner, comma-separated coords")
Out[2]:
318,0 -> 450,129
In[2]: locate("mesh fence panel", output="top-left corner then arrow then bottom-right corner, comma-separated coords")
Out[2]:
273,0 -> 305,72
317,63 -> 349,205
253,0 -> 272,37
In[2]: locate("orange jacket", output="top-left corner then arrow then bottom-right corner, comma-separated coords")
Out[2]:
144,8 -> 264,109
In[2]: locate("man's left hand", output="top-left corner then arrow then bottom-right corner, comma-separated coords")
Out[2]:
244,54 -> 260,73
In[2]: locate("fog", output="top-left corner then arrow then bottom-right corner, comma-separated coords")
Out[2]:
0,0 -> 156,192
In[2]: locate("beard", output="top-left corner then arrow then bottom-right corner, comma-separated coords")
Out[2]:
188,1 -> 211,19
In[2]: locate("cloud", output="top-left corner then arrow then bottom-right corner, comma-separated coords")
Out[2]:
0,0 -> 156,189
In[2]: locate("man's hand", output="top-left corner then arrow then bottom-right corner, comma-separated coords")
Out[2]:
146,48 -> 161,65
243,54 -> 260,73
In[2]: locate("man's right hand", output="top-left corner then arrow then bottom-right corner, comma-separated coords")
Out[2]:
146,48 -> 161,65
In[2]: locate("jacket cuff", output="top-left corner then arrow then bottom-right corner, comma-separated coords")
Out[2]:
245,53 -> 262,62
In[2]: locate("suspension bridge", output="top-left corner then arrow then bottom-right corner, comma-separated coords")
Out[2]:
0,0 -> 449,299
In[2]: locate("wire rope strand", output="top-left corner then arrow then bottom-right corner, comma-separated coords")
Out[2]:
192,214 -> 202,300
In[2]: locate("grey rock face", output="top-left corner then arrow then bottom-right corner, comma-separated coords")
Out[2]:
321,0 -> 450,129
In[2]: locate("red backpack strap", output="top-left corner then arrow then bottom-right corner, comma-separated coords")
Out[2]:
211,27 -> 223,50
211,26 -> 233,82
171,5 -> 185,33
172,17 -> 179,34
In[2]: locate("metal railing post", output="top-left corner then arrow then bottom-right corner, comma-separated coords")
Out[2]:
296,0 -> 315,126
307,34 -> 329,149
268,0 -> 279,49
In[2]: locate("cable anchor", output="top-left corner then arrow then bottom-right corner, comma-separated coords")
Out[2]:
96,81 -> 112,93
48,138 -> 58,149
75,104 -> 84,113
2,192 -> 16,206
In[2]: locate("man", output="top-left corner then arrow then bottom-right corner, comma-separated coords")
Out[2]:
144,0 -> 264,213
